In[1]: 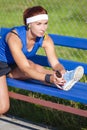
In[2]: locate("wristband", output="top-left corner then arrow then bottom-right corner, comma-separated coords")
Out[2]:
45,74 -> 51,83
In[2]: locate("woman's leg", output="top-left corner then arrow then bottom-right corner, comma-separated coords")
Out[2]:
0,60 -> 52,114
0,75 -> 10,115
8,60 -> 54,79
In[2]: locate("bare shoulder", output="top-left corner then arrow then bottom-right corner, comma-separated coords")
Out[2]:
44,34 -> 53,41
6,29 -> 15,38
6,30 -> 22,48
42,34 -> 54,48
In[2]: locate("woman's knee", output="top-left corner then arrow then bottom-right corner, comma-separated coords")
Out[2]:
0,101 -> 10,114
0,75 -> 10,114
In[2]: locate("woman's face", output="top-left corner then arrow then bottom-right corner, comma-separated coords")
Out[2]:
30,20 -> 48,37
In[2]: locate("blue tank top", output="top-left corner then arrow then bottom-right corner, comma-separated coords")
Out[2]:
0,26 -> 44,64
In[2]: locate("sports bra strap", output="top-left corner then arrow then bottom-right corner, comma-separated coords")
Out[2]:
10,30 -> 20,39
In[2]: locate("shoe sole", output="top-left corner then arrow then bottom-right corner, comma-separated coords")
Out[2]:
63,66 -> 84,91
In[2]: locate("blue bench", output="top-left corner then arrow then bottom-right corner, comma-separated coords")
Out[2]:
0,28 -> 87,117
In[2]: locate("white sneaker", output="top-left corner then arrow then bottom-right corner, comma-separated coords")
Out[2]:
62,66 -> 84,91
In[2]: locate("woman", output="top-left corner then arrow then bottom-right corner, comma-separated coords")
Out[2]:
0,6 -> 84,114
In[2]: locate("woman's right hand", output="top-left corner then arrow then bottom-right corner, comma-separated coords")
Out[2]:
50,72 -> 66,89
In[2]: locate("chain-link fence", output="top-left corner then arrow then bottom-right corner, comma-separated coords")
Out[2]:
0,0 -> 87,38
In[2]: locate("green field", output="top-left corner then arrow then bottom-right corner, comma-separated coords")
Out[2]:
0,0 -> 87,129
0,0 -> 87,37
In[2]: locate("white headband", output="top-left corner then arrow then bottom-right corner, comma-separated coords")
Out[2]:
26,14 -> 48,24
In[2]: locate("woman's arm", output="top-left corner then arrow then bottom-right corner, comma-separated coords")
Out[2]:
6,32 -> 65,87
6,31 -> 46,81
42,35 -> 66,74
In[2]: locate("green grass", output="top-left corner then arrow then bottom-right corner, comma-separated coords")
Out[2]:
1,0 -> 87,129
0,0 -> 87,37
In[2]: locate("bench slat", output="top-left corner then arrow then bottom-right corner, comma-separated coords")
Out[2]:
29,55 -> 87,75
49,34 -> 87,50
59,58 -> 87,74
7,78 -> 87,104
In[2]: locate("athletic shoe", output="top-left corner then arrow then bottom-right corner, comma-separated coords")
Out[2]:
62,66 -> 84,91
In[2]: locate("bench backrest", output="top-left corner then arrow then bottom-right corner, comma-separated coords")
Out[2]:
49,34 -> 87,50
0,27 -> 11,38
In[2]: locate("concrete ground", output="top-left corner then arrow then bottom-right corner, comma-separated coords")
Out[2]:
0,115 -> 56,130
